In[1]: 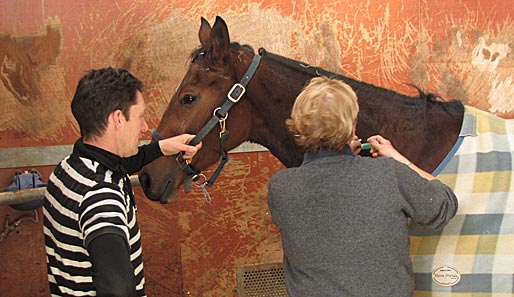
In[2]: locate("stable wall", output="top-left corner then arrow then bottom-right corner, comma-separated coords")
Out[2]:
1,0 -> 514,296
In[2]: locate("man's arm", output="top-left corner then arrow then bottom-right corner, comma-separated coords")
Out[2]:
121,141 -> 163,174
121,134 -> 202,174
88,234 -> 137,297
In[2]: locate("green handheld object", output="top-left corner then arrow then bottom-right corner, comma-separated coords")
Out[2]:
361,142 -> 372,150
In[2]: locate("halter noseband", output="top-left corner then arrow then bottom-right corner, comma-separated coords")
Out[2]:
152,53 -> 262,199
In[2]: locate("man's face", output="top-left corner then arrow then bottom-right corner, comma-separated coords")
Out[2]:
119,91 -> 148,157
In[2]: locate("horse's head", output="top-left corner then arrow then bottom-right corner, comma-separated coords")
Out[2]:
139,17 -> 257,203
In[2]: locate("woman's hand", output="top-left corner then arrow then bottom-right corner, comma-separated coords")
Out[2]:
367,135 -> 409,163
367,135 -> 435,180
349,135 -> 363,155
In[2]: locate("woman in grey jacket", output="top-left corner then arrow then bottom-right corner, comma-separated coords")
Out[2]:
267,76 -> 458,297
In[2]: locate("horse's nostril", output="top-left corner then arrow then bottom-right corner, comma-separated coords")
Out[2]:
138,171 -> 150,190
138,171 -> 160,201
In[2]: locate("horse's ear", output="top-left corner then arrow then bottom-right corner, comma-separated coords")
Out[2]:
209,16 -> 230,63
199,17 -> 211,46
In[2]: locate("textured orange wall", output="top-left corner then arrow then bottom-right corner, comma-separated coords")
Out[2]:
1,0 -> 514,296
1,0 -> 513,148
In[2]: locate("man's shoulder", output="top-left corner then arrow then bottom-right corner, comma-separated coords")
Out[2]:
51,154 -> 121,192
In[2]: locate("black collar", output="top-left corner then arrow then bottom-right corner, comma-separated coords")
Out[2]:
73,139 -> 126,174
73,138 -> 137,206
302,145 -> 354,166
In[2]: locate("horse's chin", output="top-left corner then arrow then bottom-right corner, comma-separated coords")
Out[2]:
159,185 -> 180,204
140,174 -> 181,204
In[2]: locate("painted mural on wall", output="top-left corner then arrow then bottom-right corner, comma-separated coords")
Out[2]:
0,19 -> 69,143
1,0 -> 513,147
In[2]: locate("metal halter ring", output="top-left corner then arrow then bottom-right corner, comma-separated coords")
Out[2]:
192,173 -> 207,187
213,107 -> 228,121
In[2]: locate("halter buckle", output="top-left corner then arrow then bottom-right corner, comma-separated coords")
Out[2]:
227,83 -> 246,103
175,153 -> 190,168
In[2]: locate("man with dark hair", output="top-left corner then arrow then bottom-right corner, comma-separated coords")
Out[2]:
43,67 -> 202,296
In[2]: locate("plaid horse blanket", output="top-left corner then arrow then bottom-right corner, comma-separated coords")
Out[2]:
410,105 -> 514,296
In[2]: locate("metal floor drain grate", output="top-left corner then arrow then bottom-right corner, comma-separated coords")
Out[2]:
236,263 -> 287,296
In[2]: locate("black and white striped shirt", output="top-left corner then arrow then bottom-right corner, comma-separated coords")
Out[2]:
43,139 -> 162,296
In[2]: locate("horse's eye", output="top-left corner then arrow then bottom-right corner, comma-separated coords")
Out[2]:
180,94 -> 197,105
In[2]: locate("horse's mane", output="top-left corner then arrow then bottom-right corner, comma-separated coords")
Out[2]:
402,83 -> 464,117
257,48 -> 464,117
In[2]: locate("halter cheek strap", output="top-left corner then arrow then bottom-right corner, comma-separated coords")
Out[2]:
153,53 -> 262,199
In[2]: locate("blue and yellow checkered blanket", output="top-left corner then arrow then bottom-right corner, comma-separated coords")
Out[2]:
410,106 -> 514,296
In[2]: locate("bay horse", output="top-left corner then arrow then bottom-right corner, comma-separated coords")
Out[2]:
139,16 -> 463,203
139,16 -> 514,295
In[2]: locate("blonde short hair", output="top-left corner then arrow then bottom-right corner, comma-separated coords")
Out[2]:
286,76 -> 359,152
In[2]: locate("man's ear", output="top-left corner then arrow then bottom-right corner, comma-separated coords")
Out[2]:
110,109 -> 124,129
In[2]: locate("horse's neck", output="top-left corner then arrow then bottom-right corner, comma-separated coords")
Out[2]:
244,59 -> 309,167
244,52 -> 463,172
244,53 -> 405,168
355,92 -> 464,172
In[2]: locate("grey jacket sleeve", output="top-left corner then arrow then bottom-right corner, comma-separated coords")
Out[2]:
397,162 -> 458,230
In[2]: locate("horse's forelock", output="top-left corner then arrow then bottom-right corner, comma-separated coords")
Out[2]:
190,46 -> 209,63
238,43 -> 254,53
189,43 -> 254,63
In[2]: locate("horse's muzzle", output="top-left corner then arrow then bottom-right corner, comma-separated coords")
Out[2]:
138,166 -> 182,203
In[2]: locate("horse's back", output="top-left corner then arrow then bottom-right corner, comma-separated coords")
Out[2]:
411,106 -> 514,295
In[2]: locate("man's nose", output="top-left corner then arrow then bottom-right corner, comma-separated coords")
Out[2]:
141,119 -> 149,132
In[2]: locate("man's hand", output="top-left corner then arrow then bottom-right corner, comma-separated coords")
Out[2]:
158,134 -> 202,161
